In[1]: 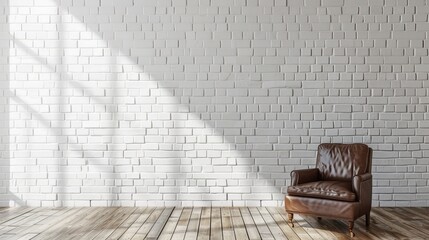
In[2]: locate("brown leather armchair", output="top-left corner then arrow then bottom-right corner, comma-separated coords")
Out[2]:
285,143 -> 372,237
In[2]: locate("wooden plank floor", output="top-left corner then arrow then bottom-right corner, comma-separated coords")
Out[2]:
0,207 -> 427,240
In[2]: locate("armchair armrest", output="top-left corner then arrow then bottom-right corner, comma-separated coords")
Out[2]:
290,168 -> 319,186
353,173 -> 372,213
352,173 -> 372,195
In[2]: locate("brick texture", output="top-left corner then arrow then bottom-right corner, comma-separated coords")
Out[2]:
0,0 -> 428,207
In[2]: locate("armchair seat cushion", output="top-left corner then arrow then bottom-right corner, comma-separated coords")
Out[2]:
287,181 -> 356,202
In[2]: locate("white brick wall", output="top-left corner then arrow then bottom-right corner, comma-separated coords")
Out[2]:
0,0 -> 9,207
0,0 -> 428,207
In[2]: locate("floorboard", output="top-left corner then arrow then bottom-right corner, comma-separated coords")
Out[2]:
230,208 -> 248,240
249,207 -> 275,240
158,207 -> 182,240
0,207 -> 426,239
171,207 -> 192,240
184,207 -> 201,240
197,207 -> 211,240
240,207 -> 261,240
209,208 -> 222,240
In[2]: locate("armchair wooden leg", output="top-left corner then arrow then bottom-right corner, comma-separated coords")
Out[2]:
366,212 -> 370,227
288,213 -> 294,227
348,221 -> 355,237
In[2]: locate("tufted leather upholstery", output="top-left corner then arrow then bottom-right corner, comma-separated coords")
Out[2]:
288,180 -> 356,202
285,143 -> 373,237
316,143 -> 371,181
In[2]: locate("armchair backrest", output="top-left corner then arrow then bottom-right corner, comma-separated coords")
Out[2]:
316,143 -> 372,182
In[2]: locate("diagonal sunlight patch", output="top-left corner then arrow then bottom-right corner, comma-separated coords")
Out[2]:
7,0 -> 279,207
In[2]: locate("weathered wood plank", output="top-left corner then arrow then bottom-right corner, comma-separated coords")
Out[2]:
266,207 -> 300,240
158,207 -> 183,240
210,208 -> 222,240
119,207 -> 155,240
258,207 -> 287,240
249,207 -> 274,240
131,207 -> 164,240
92,207 -> 137,240
196,207 -> 210,240
184,207 -> 202,240
17,208 -> 75,239
221,207 -> 235,240
62,208 -> 110,240
31,208 -> 89,240
230,208 -> 249,240
372,208 -> 427,239
384,207 -> 429,236
275,208 -> 313,240
3,208 -> 65,238
0,208 -> 35,225
146,207 -> 174,240
299,215 -> 340,240
106,208 -> 147,240
240,207 -> 261,240
171,207 -> 192,240
294,214 -> 324,240
70,207 -> 124,240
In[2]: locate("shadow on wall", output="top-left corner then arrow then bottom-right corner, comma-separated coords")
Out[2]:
56,2 -> 287,206
7,0 -> 319,207
10,37 -> 121,206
